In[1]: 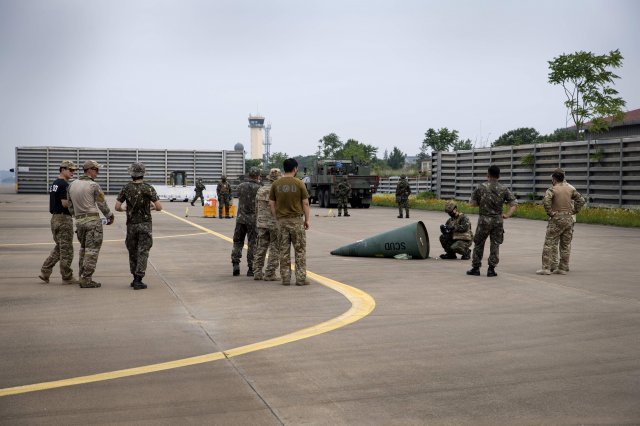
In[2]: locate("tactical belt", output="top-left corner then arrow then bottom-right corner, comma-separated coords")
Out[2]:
75,213 -> 99,219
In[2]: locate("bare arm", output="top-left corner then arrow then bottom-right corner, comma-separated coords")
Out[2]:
115,200 -> 126,212
152,200 -> 162,211
269,200 -> 277,219
503,203 -> 517,219
303,198 -> 310,230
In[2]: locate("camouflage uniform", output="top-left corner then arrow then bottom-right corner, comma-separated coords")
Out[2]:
469,181 -> 517,269
252,168 -> 282,280
68,163 -> 114,287
40,160 -> 77,283
540,181 -> 585,273
216,177 -> 233,218
116,173 -> 159,281
269,176 -> 310,285
439,202 -> 473,259
395,176 -> 411,218
337,178 -> 352,217
231,169 -> 261,274
550,180 -> 577,271
191,178 -> 206,206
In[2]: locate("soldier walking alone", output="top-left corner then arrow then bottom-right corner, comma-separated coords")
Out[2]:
466,165 -> 517,277
67,160 -> 115,288
231,168 -> 261,276
191,177 -> 206,206
115,162 -> 163,290
216,175 -> 233,218
337,176 -> 351,217
39,160 -> 78,284
395,174 -> 411,218
253,168 -> 282,281
536,168 -> 585,275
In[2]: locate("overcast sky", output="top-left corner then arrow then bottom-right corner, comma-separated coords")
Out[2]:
1,0 -> 639,170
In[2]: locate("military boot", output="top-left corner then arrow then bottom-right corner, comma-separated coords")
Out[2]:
461,249 -> 471,260
79,278 -> 101,288
344,211 -> 350,217
38,272 -> 50,283
466,267 -> 480,276
61,276 -> 77,285
338,210 -> 342,217
397,214 -> 403,219
247,268 -> 254,277
487,266 -> 497,277
440,252 -> 457,259
232,263 -> 240,276
263,274 -> 279,281
133,275 -> 147,290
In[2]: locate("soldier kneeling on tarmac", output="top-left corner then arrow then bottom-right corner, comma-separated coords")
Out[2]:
439,201 -> 473,260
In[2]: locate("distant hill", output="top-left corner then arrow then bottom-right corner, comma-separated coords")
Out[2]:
0,170 -> 15,183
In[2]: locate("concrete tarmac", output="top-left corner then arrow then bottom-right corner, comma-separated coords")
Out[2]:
1,188 -> 639,424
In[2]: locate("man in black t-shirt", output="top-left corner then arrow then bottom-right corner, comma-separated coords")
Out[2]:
40,160 -> 78,284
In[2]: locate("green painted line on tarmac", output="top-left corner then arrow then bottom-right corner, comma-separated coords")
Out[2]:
0,210 -> 375,397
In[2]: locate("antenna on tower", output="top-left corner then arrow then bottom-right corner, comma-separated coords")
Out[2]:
263,122 -> 272,170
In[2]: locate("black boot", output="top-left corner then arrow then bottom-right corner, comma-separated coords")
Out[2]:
440,252 -> 457,259
487,266 -> 497,277
247,268 -> 254,277
233,264 -> 240,276
344,212 -> 350,217
461,249 -> 471,260
130,275 -> 136,287
466,267 -> 480,276
133,275 -> 147,290
397,214 -> 403,218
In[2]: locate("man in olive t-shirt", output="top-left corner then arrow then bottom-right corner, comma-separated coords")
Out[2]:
269,158 -> 310,286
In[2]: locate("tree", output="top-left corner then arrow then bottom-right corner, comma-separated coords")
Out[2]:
541,128 -> 577,143
492,128 -> 541,147
245,159 -> 261,171
319,133 -> 343,159
387,146 -> 406,169
452,138 -> 473,151
267,152 -> 288,169
548,49 -> 626,139
335,138 -> 378,163
422,128 -> 458,153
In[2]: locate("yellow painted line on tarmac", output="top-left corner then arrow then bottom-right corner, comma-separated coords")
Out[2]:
0,211 -> 375,397
0,232 -> 209,247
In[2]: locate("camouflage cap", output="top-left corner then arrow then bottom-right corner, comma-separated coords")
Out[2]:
127,162 -> 146,177
268,168 -> 282,181
444,201 -> 457,213
83,160 -> 102,170
60,160 -> 77,170
248,167 -> 260,178
221,175 -> 227,180
400,174 -> 406,179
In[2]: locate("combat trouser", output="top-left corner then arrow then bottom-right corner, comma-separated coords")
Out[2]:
253,226 -> 280,278
278,217 -> 306,284
191,191 -> 204,206
471,215 -> 504,268
126,222 -> 153,278
218,195 -> 231,217
542,214 -> 574,272
439,234 -> 472,256
75,217 -> 103,281
41,214 -> 74,280
337,196 -> 349,216
231,222 -> 257,269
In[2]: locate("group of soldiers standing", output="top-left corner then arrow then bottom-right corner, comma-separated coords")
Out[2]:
40,160 -> 160,290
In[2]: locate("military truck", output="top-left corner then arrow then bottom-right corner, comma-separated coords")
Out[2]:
305,159 -> 379,208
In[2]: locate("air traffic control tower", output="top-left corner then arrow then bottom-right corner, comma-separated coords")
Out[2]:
248,114 -> 265,160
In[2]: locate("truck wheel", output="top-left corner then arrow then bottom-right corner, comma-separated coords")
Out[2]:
318,191 -> 324,207
323,189 -> 330,208
363,203 -> 370,209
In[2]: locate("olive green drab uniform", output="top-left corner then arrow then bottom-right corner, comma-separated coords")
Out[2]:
217,179 -> 233,218
337,178 -> 352,217
440,213 -> 473,258
191,178 -> 206,206
68,175 -> 113,287
540,181 -> 585,273
395,176 -> 411,218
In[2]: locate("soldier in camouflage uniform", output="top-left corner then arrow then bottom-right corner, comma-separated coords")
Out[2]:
466,165 -> 517,277
253,168 -> 282,281
269,158 -> 311,286
115,162 -> 163,290
68,160 -> 115,288
39,160 -> 78,284
549,170 -> 577,272
439,201 -> 473,260
231,168 -> 261,276
536,169 -> 585,275
191,177 -> 206,206
216,175 -> 233,218
395,175 -> 411,218
337,176 -> 352,217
